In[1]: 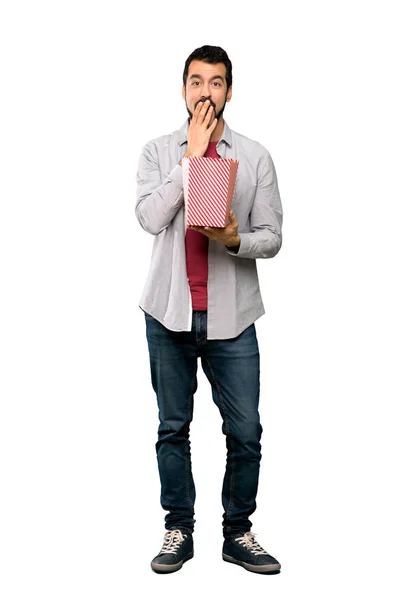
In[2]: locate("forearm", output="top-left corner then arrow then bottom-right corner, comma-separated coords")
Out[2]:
226,150 -> 283,259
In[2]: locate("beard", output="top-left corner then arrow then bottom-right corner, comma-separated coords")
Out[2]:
186,95 -> 227,126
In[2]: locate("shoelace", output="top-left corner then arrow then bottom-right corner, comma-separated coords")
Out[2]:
160,529 -> 187,555
234,531 -> 269,555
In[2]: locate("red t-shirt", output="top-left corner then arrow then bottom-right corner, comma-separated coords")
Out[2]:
185,140 -> 220,310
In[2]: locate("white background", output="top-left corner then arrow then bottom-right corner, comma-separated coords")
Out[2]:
1,0 -> 399,597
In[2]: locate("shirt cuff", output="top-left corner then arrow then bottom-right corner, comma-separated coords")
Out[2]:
225,234 -> 249,257
166,164 -> 183,184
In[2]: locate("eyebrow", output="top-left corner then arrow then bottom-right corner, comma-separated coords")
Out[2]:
189,74 -> 225,82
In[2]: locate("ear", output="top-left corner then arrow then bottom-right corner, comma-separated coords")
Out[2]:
182,84 -> 186,101
226,85 -> 232,102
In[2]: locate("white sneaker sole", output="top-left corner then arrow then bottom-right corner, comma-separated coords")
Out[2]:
223,552 -> 281,573
151,550 -> 194,574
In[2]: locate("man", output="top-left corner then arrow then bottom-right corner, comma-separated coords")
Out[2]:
135,45 -> 283,574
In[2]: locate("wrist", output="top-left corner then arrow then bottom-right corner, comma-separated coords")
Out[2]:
179,150 -> 203,166
226,234 -> 241,252
226,234 -> 240,248
186,149 -> 205,159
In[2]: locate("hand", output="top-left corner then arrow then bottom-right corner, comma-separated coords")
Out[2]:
186,100 -> 218,157
188,210 -> 241,248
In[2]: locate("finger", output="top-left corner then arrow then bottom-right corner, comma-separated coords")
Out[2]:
205,104 -> 215,125
207,115 -> 218,132
204,103 -> 216,125
192,101 -> 204,124
197,99 -> 211,124
229,214 -> 238,231
194,226 -> 211,237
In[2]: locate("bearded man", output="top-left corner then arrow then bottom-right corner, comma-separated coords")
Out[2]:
136,44 -> 283,575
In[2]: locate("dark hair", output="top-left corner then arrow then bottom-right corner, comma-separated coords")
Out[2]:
183,45 -> 232,90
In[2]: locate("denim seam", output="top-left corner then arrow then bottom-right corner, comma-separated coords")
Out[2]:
195,312 -> 200,346
204,357 -> 235,521
184,373 -> 196,511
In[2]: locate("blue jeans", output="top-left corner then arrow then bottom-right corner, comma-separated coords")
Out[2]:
144,310 -> 262,540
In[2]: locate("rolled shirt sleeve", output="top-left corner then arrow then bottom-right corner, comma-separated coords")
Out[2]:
135,142 -> 184,235
226,150 -> 283,259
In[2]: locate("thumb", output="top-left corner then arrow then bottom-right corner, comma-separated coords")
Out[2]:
229,210 -> 237,224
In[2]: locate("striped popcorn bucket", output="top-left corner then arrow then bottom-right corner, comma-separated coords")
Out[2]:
182,156 -> 239,228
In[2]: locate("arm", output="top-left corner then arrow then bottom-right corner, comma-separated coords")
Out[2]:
135,101 -> 218,236
225,150 -> 283,259
135,142 -> 185,236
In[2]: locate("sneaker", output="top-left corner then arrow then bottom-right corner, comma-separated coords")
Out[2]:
151,529 -> 194,574
223,531 -> 281,574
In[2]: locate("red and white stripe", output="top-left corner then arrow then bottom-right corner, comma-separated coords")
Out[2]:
182,157 -> 238,227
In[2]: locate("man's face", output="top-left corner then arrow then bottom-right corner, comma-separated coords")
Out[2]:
182,59 -> 232,125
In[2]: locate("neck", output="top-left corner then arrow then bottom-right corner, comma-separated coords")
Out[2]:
209,117 -> 224,142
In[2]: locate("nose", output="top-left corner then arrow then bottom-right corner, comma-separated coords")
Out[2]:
199,82 -> 213,98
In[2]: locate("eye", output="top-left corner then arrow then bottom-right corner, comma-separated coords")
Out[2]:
213,82 -> 222,86
191,81 -> 200,86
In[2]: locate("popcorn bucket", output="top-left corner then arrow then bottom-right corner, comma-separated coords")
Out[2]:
182,156 -> 239,228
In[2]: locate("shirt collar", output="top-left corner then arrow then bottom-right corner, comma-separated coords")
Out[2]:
178,118 -> 233,148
